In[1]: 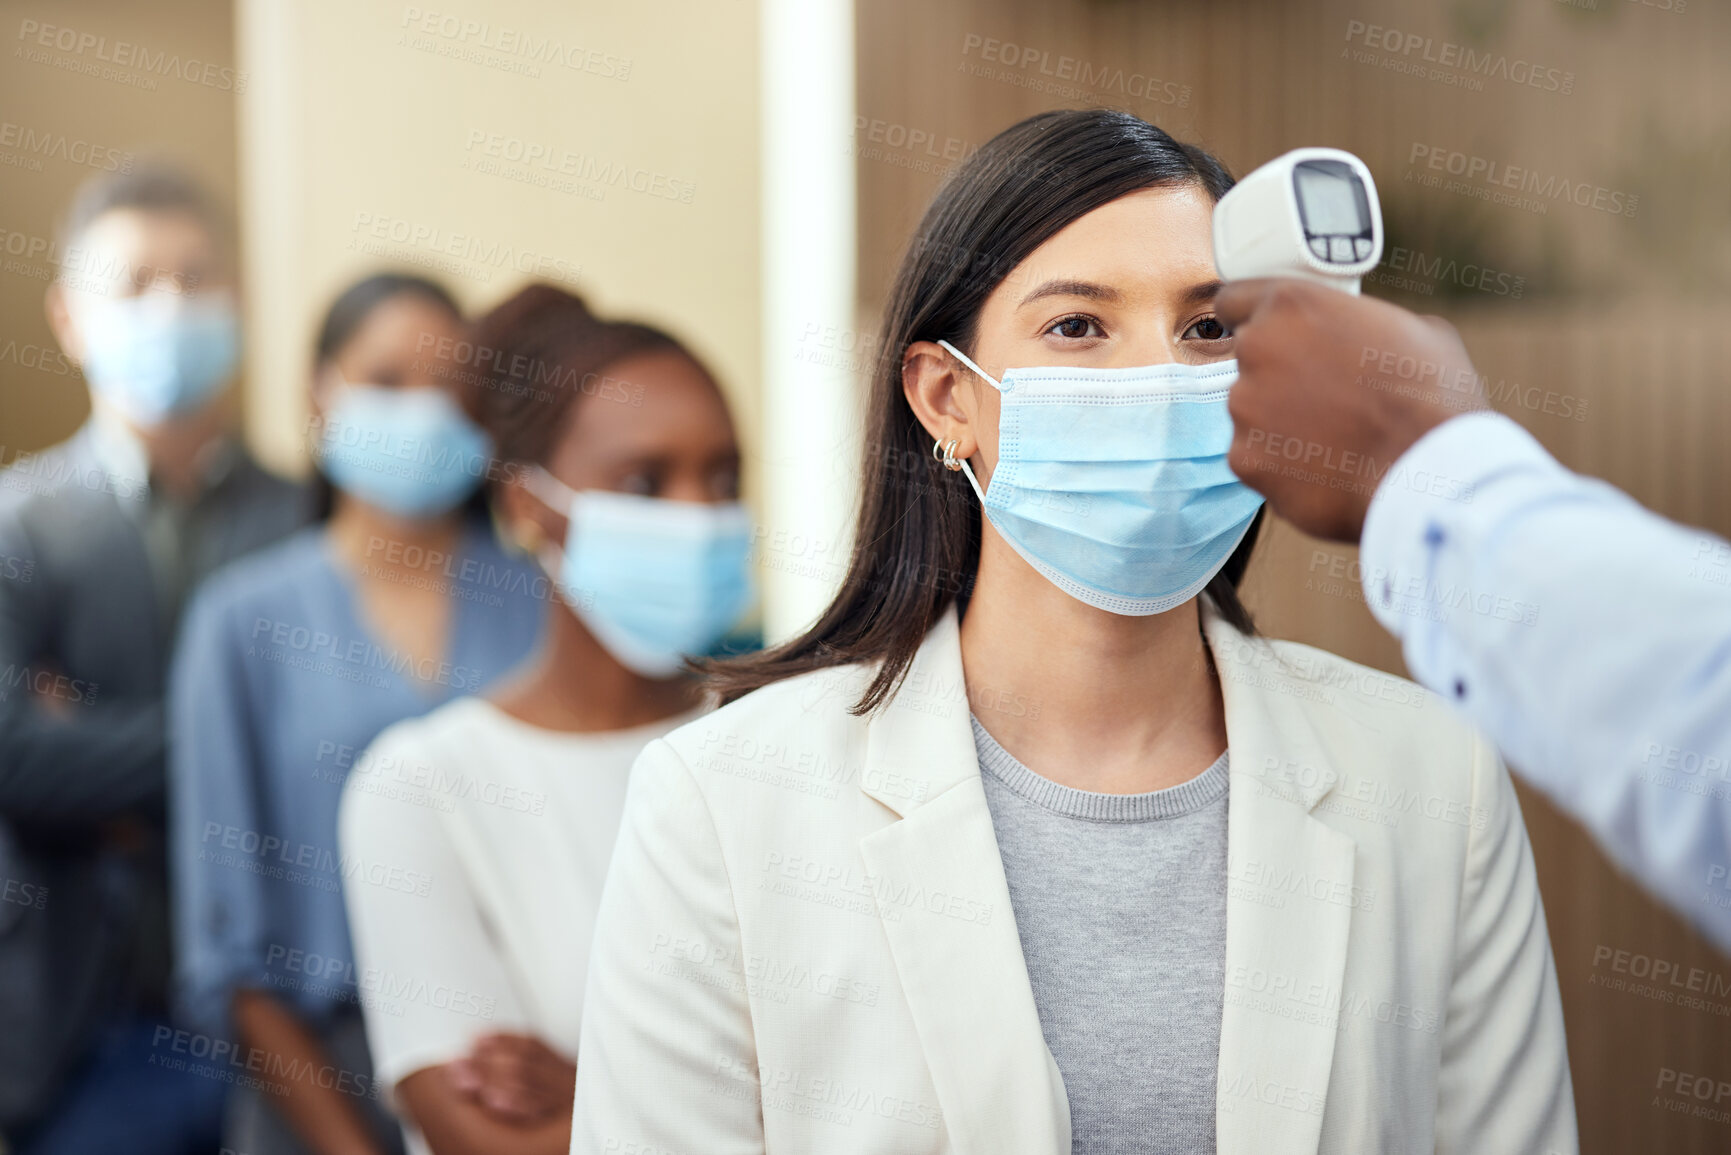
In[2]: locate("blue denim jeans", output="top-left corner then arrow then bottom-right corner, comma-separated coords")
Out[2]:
13,1016 -> 227,1155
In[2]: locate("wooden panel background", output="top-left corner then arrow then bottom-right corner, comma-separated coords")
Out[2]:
856,2 -> 1731,1152
0,0 -> 241,459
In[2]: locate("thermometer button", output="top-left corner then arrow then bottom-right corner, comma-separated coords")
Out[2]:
1308,237 -> 1330,260
1328,237 -> 1354,263
1354,238 -> 1373,260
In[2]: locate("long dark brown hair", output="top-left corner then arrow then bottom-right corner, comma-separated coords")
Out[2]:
706,109 -> 1262,714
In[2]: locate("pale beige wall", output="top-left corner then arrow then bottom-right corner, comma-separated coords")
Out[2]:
0,0 -> 240,457
235,0 -> 760,479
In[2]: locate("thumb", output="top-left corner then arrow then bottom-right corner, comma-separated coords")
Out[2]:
1214,277 -> 1289,331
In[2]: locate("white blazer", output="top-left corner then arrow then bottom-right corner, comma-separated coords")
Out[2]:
571,604 -> 1577,1155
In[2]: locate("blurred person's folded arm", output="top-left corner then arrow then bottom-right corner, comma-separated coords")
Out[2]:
230,988 -> 389,1155
1433,731 -> 1578,1154
1360,410 -> 1731,951
338,726 -> 571,1154
169,582 -> 272,1036
170,584 -> 386,1154
0,509 -> 165,821
571,739 -> 763,1154
395,1062 -> 570,1155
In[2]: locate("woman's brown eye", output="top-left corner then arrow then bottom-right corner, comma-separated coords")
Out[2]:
1189,317 -> 1228,341
1053,316 -> 1091,339
619,471 -> 656,496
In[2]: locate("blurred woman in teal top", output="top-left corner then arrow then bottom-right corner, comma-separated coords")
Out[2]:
169,274 -> 544,1155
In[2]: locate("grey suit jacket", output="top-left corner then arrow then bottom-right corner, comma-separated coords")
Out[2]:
0,422 -> 308,1131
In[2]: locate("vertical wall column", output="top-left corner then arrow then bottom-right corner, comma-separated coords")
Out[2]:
759,0 -> 860,641
235,0 -> 307,475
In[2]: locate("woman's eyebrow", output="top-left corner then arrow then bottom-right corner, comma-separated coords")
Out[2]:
1017,278 -> 1123,308
1016,277 -> 1226,309
1181,279 -> 1225,306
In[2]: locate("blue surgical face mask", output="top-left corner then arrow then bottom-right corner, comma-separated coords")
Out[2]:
938,340 -> 1264,616
526,468 -> 754,677
74,290 -> 240,424
316,383 -> 493,519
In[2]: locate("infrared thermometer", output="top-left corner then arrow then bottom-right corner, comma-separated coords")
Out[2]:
1212,148 -> 1383,294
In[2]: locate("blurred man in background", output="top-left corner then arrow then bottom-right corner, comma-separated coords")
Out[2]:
0,164 -> 308,1154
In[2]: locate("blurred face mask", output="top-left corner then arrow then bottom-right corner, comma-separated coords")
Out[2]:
524,467 -> 754,677
315,383 -> 493,519
72,289 -> 240,424
938,340 -> 1264,616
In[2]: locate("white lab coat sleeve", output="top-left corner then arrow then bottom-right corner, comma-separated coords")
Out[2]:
1359,410 -> 1731,952
570,738 -> 764,1154
1435,733 -> 1578,1155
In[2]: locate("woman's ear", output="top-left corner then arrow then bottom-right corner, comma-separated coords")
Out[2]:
902,340 -> 980,460
497,470 -> 564,556
43,283 -> 84,362
308,362 -> 342,421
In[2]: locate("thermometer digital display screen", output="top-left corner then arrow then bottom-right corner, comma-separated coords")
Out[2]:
1294,164 -> 1369,236
1212,147 -> 1382,292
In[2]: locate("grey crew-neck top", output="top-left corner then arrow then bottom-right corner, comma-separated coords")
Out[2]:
973,715 -> 1229,1155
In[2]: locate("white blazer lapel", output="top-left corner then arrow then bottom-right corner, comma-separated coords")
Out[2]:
855,609 -> 1071,1155
1206,607 -> 1356,1155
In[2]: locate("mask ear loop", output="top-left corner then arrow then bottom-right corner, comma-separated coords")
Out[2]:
935,338 -> 1004,390
514,465 -> 583,593
934,339 -> 1000,505
521,464 -> 579,512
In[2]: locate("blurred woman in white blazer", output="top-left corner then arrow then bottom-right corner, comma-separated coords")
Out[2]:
570,109 -> 1577,1155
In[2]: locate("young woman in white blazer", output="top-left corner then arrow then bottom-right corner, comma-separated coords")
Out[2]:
570,110 -> 1578,1155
